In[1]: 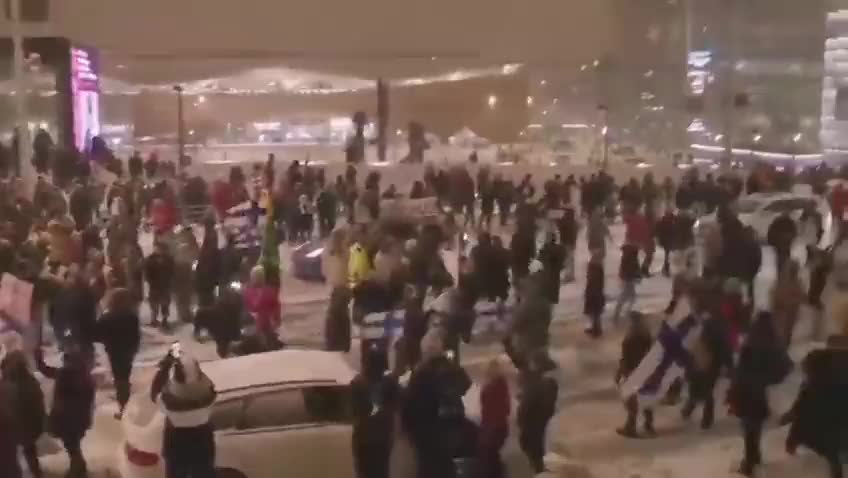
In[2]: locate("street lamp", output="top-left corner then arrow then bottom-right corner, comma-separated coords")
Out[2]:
792,132 -> 802,163
598,104 -> 609,170
173,85 -> 185,168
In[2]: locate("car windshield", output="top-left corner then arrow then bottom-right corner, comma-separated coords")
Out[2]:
736,198 -> 763,214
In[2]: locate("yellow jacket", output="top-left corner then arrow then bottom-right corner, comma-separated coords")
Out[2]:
347,242 -> 372,288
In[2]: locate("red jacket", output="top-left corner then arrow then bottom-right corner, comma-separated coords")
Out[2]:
151,201 -> 176,235
479,376 -> 510,451
624,212 -> 650,249
245,285 -> 281,335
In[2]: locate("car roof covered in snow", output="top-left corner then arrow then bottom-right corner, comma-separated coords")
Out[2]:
200,350 -> 356,393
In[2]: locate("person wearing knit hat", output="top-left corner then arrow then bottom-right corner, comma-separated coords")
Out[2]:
151,351 -> 217,478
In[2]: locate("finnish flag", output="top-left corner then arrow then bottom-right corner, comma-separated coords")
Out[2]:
361,310 -> 406,341
619,314 -> 701,407
224,201 -> 266,250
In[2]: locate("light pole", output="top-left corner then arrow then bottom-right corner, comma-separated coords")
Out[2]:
750,130 -> 762,164
792,132 -> 802,164
173,85 -> 185,168
10,0 -> 35,193
599,104 -> 609,170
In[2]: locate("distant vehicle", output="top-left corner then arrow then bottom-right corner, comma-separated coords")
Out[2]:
696,192 -> 833,247
118,350 -> 494,478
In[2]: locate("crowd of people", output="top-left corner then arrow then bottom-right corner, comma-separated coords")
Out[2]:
1,131 -> 848,478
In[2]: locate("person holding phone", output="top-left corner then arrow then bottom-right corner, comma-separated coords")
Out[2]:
151,349 -> 217,478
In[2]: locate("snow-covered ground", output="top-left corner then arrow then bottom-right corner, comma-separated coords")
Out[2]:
27,221 -> 839,478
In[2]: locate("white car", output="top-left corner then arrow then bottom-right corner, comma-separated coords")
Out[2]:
118,350 -> 360,478
696,192 -> 833,247
117,349 -> 489,478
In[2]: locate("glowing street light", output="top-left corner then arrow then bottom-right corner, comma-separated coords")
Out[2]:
487,94 -> 498,108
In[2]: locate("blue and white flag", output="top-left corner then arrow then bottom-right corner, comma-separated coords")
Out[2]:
619,314 -> 701,407
473,299 -> 514,335
224,201 -> 266,250
361,310 -> 406,341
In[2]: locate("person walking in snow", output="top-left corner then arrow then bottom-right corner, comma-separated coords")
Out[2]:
770,259 -> 805,348
616,311 -> 655,438
350,345 -> 399,478
517,353 -> 559,474
95,288 -> 141,419
145,241 -> 175,329
584,249 -> 606,338
767,210 -> 798,277
728,312 -> 791,477
612,243 -> 641,324
477,358 -> 510,478
1,350 -> 46,478
38,342 -> 96,478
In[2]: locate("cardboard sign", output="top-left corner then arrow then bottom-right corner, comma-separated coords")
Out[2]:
0,273 -> 33,327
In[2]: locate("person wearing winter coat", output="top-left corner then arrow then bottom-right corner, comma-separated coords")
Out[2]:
557,206 -> 579,282
477,359 -> 510,478
243,266 -> 281,343
172,228 -> 199,324
655,210 -> 675,277
490,236 -> 511,301
95,288 -> 141,418
0,378 -> 21,478
195,218 -> 221,311
402,336 -> 472,478
507,273 -> 553,370
808,246 -> 833,339
727,312 -> 792,477
37,343 -> 95,478
767,211 -> 798,276
52,264 -> 99,360
785,330 -> 848,478
586,208 -> 611,259
199,283 -> 243,358
517,353 -> 559,474
800,206 -> 824,261
1,350 -> 46,478
350,345 -> 400,478
145,241 -> 175,328
510,226 -> 536,287
538,232 -> 565,304
150,352 -> 218,478
613,243 -> 641,324
584,249 -> 606,338
616,312 -> 655,437
770,259 -> 805,348
316,186 -> 338,238
683,301 -> 734,430
740,226 -> 762,304
69,182 -> 95,231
